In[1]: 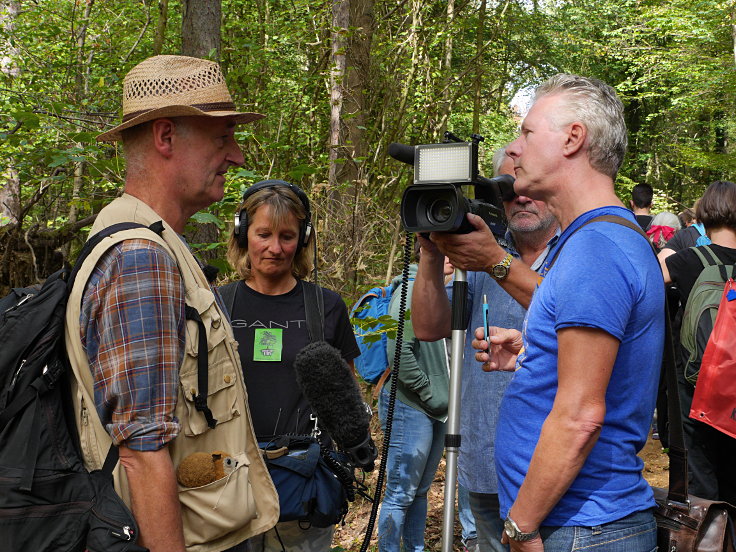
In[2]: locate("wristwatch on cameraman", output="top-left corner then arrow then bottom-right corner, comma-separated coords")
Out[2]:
490,252 -> 513,280
503,516 -> 539,542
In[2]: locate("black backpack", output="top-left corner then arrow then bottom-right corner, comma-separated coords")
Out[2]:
0,222 -> 160,552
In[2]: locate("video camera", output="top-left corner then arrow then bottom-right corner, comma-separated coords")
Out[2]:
388,132 -> 515,237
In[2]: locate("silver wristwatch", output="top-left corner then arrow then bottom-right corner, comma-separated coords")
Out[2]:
503,516 -> 539,542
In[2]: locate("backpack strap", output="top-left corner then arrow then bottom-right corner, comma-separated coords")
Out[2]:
691,244 -> 717,268
691,245 -> 734,287
546,214 -> 655,272
218,281 -> 239,317
67,221 -> 165,292
302,280 -> 325,343
218,280 -> 325,344
184,305 -> 218,429
102,443 -> 120,475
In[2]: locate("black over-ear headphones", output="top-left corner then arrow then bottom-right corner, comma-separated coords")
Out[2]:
233,180 -> 313,251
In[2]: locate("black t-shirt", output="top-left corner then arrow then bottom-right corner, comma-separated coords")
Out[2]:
635,214 -> 653,230
665,244 -> 736,304
664,225 -> 700,253
229,280 -> 359,442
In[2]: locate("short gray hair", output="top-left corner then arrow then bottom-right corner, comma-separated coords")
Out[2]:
492,147 -> 508,177
650,211 -> 681,230
535,74 -> 627,179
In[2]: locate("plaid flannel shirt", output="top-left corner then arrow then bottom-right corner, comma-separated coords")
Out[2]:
80,238 -> 186,451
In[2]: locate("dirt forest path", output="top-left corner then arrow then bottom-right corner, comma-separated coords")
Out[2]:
333,433 -> 669,551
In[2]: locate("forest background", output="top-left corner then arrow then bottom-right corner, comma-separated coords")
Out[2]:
1,0 -> 735,300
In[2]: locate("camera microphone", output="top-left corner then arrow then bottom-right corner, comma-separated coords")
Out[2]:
388,143 -> 416,166
294,341 -> 377,471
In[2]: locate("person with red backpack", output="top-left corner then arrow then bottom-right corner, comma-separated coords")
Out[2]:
660,180 -> 736,505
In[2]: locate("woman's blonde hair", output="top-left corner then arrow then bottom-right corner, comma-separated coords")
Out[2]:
227,185 -> 314,281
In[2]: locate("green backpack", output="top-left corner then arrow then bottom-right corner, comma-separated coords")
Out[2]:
680,246 -> 735,385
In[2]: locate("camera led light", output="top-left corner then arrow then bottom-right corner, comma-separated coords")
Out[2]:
415,143 -> 473,184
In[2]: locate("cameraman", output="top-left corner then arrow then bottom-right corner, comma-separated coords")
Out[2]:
412,147 -> 558,552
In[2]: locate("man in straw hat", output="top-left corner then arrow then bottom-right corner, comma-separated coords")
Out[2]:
64,55 -> 279,552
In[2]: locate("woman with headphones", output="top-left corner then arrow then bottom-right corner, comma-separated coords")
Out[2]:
222,180 -> 360,552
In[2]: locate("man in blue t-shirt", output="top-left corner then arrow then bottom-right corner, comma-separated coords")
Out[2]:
412,147 -> 558,552
461,75 -> 663,552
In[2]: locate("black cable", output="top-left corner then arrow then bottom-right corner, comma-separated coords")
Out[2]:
359,232 -> 414,552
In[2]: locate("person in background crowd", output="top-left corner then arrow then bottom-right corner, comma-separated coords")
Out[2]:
630,183 -> 654,229
678,208 -> 695,229
646,211 -> 681,251
660,199 -> 711,259
378,242 -> 450,552
660,180 -> 736,505
644,211 -> 681,443
224,180 -> 360,552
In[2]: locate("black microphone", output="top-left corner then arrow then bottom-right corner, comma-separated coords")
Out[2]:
294,341 -> 377,471
388,142 -> 415,166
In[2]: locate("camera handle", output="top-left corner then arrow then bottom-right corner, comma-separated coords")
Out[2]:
441,268 -> 469,552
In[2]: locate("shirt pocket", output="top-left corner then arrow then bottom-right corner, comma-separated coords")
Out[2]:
179,287 -> 240,437
178,451 -> 256,546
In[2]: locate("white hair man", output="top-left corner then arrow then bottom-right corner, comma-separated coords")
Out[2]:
471,74 -> 664,551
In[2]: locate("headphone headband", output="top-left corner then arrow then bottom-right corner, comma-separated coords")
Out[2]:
241,179 -> 311,215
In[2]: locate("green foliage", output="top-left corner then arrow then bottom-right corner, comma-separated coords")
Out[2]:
545,0 -> 735,207
2,0 -> 734,295
351,307 -> 410,343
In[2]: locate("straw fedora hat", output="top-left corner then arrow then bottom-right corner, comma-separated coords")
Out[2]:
97,55 -> 264,142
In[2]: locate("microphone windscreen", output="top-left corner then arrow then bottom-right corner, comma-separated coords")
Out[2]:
293,341 -> 370,451
388,143 -> 415,166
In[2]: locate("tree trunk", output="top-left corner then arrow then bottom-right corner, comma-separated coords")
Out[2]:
74,0 -> 94,99
472,0 -> 486,135
386,0 -> 421,146
66,0 -> 95,257
732,6 -> 736,67
1,0 -> 20,225
154,0 -> 169,55
0,168 -> 20,225
181,0 -> 223,262
1,0 -> 20,78
436,0 -> 455,137
182,0 -> 221,59
326,0 -> 374,287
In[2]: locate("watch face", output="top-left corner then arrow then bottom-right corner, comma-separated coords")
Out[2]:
503,519 -> 517,539
492,265 -> 509,279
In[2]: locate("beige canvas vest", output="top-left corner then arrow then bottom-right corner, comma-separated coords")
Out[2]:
64,194 -> 278,552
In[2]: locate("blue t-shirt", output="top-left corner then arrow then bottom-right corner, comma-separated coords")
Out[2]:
495,206 -> 664,525
447,231 -> 558,494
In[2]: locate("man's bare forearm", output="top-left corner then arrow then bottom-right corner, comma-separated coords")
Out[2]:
508,328 -> 617,534
492,259 -> 538,309
120,445 -> 186,552
412,246 -> 451,341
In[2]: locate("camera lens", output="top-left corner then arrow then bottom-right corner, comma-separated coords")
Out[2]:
428,199 -> 453,224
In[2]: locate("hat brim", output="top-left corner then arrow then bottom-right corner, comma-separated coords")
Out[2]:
96,105 -> 265,142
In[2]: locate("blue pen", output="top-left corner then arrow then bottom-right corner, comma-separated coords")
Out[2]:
483,294 -> 490,354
